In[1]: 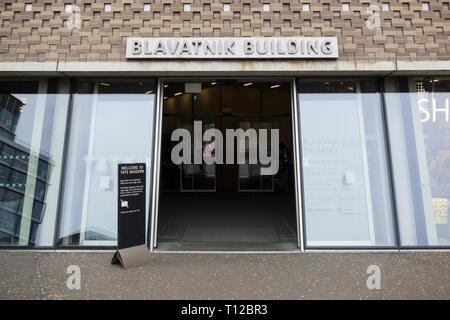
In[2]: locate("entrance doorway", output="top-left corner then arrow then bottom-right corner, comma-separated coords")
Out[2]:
155,79 -> 298,250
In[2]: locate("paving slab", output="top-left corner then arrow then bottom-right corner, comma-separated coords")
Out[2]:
0,252 -> 42,300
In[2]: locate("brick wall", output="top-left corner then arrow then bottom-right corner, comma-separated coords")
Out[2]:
0,0 -> 449,62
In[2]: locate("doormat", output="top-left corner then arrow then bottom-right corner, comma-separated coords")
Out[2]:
111,244 -> 151,269
181,227 -> 279,242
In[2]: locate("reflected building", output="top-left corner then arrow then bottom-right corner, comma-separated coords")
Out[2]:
0,93 -> 52,246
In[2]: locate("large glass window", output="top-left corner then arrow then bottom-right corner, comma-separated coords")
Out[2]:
0,79 -> 69,247
385,77 -> 450,247
297,80 -> 397,247
58,80 -> 156,246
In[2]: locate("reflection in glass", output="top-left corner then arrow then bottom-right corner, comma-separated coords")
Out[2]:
298,80 -> 396,247
385,77 -> 450,246
58,80 -> 156,246
0,80 -> 69,246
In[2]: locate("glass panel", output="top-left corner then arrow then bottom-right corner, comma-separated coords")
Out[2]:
237,119 -> 278,192
222,86 -> 260,114
180,118 -> 217,191
0,79 -> 69,247
385,77 -> 450,247
298,80 -> 396,247
193,85 -> 220,114
58,80 -> 156,246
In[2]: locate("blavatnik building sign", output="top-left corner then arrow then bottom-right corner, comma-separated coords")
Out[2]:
126,37 -> 339,59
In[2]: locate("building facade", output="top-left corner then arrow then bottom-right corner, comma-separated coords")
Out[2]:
0,0 -> 449,250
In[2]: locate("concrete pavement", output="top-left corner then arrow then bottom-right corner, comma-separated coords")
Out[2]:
0,251 -> 449,300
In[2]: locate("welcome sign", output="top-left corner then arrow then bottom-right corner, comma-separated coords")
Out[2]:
126,37 -> 338,59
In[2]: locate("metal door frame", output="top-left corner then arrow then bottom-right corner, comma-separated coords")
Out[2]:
149,77 -> 303,251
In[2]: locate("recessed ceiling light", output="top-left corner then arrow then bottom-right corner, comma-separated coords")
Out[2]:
164,96 -> 168,99
174,92 -> 183,96
164,84 -> 169,88
270,84 -> 281,89
211,82 -> 217,85
145,90 -> 153,94
243,82 -> 253,87
99,82 -> 111,86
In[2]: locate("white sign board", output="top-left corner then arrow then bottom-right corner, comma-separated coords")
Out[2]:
126,37 -> 338,59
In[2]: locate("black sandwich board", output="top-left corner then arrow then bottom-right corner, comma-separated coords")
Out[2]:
111,163 -> 151,268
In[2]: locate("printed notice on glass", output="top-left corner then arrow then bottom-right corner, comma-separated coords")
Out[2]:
117,163 -> 146,249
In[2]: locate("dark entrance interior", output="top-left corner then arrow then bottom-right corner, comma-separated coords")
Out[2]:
157,79 -> 298,250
